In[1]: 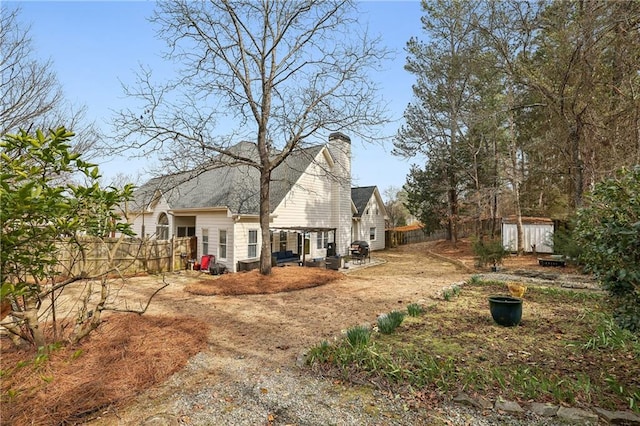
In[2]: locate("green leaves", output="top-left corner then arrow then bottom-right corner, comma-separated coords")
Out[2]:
575,166 -> 640,332
1,127 -> 134,302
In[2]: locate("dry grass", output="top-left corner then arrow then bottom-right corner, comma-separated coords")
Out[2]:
1,314 -> 210,426
309,280 -> 640,411
184,265 -> 344,296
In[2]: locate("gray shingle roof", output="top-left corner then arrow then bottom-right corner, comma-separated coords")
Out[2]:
131,143 -> 324,215
351,186 -> 377,217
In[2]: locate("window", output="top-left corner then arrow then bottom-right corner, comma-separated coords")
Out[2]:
369,227 -> 376,241
202,228 -> 209,255
219,229 -> 227,259
156,213 -> 169,240
316,231 -> 329,249
177,226 -> 195,237
248,230 -> 258,258
279,231 -> 287,252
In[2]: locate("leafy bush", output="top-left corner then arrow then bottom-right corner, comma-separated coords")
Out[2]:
472,238 -> 509,268
1,128 -> 135,347
575,166 -> 640,332
377,310 -> 405,334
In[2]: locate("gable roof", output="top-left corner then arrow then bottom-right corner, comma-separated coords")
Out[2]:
131,142 -> 325,215
351,186 -> 378,218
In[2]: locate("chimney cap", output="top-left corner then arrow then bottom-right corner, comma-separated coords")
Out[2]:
328,132 -> 351,143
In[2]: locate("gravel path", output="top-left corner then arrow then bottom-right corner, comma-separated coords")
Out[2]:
100,351 -> 561,426
475,269 -> 600,291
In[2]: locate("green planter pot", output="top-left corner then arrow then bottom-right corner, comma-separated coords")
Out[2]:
488,295 -> 523,327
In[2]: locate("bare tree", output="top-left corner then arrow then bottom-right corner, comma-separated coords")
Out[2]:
0,8 -> 61,134
383,186 -> 410,228
0,6 -> 101,156
112,0 -> 390,275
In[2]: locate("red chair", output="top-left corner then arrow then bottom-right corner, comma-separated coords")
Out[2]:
200,255 -> 215,271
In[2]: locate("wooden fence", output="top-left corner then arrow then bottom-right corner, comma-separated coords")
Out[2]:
55,236 -> 194,277
385,227 -> 447,247
385,218 -> 502,248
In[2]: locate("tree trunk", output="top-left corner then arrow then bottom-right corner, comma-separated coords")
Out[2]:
515,190 -> 524,255
23,300 -> 45,348
71,279 -> 107,344
491,137 -> 499,239
259,169 -> 273,276
511,145 -> 524,255
569,120 -> 585,209
448,187 -> 458,245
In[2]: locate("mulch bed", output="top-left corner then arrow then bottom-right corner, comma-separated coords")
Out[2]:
1,314 -> 210,426
185,266 -> 344,296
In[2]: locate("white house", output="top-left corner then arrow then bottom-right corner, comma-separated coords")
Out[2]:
351,186 -> 387,252
128,133 -> 387,272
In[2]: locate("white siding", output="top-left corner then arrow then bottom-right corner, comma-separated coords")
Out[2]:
272,150 -> 334,229
130,195 -> 172,239
502,223 -> 554,254
233,220 -> 262,269
352,193 -> 386,251
272,140 -> 351,257
192,211 -> 236,271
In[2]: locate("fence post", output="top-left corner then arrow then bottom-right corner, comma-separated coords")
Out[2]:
170,235 -> 175,272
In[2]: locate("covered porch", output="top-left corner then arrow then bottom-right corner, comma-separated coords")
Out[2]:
269,226 -> 338,267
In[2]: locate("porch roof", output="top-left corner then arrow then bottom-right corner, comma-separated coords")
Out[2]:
270,226 -> 337,233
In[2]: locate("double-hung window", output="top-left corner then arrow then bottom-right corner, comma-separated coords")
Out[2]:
219,229 -> 227,259
248,230 -> 258,258
369,227 -> 376,241
316,231 -> 329,249
202,228 -> 209,255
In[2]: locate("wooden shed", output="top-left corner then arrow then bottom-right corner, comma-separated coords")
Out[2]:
502,216 -> 554,254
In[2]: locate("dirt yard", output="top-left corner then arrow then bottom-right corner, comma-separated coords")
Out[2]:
2,239 -> 577,425
96,240 -> 474,366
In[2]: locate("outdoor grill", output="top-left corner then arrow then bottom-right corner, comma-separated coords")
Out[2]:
350,240 -> 370,264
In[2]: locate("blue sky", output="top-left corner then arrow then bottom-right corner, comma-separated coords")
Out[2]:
10,1 -> 425,197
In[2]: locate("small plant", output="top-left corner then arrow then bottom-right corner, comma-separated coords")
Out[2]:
346,325 -> 371,347
306,340 -> 331,364
441,285 -> 460,301
469,275 -> 482,284
5,388 -> 18,402
552,222 -> 583,264
407,303 -> 424,317
377,310 -> 405,334
442,289 -> 453,301
472,237 -> 509,269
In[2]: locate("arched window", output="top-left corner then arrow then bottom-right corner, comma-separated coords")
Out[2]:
156,213 -> 169,240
